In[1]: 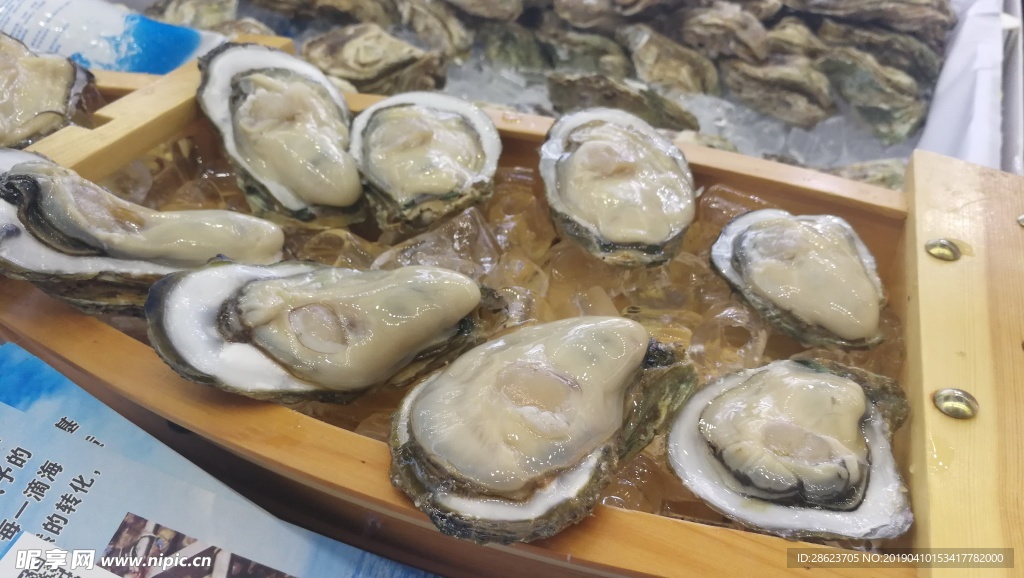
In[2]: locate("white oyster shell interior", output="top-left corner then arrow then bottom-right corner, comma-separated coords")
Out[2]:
6,160 -> 283,267
541,108 -> 695,246
734,212 -> 881,341
403,317 -> 649,495
159,263 -> 481,394
668,360 -> 912,540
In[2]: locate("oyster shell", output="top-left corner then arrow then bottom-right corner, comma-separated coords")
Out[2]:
781,0 -> 955,52
667,359 -> 912,540
301,24 -> 446,95
818,19 -> 942,89
144,0 -> 238,28
0,34 -> 97,149
535,22 -> 632,78
710,209 -> 885,348
667,129 -> 738,152
350,92 -> 501,235
546,73 -> 700,131
616,24 -> 720,95
676,1 -> 770,62
0,153 -> 283,315
197,43 -> 365,226
248,0 -> 398,26
552,0 -> 625,31
720,56 -> 834,128
481,22 -> 551,71
766,16 -> 826,57
734,0 -> 782,20
825,158 -> 906,191
208,18 -> 276,37
147,262 -> 501,403
540,108 -> 696,267
396,0 -> 474,58
816,47 -> 926,144
440,0 -> 523,20
390,316 -> 698,544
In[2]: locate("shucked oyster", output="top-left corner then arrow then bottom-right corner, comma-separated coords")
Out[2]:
540,108 -> 696,267
547,73 -> 700,131
198,43 -> 364,226
350,92 -> 501,236
147,262 -> 500,403
668,359 -> 912,540
711,209 -> 885,348
0,152 -> 283,315
720,56 -> 834,128
0,34 -> 97,149
616,24 -> 720,95
301,24 -> 446,95
391,316 -> 698,544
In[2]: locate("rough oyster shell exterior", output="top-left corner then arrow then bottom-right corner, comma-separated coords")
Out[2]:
546,72 -> 700,131
720,56 -> 834,128
616,24 -> 720,95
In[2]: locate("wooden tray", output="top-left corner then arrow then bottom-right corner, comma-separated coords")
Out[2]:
3,37 -> 1022,578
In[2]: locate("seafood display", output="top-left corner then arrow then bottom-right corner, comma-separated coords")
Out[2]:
0,33 -> 97,149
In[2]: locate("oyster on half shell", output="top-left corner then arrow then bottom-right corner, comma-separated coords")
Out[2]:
540,108 -> 696,267
197,43 -> 365,227
668,359 -> 912,540
711,209 -> 885,348
0,152 -> 283,315
147,262 -> 503,403
391,316 -> 698,544
350,92 -> 501,236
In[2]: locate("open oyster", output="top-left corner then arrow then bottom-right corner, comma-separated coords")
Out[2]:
675,1 -> 770,62
0,153 -> 283,315
668,359 -> 912,540
350,92 -> 501,236
616,24 -> 720,95
197,43 -> 364,226
540,108 -> 696,267
711,209 -> 885,348
720,56 -> 834,128
301,24 -> 446,95
816,47 -> 926,144
0,34 -> 97,149
147,262 -> 501,403
547,73 -> 700,131
391,316 -> 698,544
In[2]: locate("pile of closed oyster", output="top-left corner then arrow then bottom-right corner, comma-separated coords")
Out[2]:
144,0 -> 956,189
0,42 -> 913,548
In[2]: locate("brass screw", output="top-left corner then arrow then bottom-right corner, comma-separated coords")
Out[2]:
925,239 -> 962,262
932,388 -> 979,419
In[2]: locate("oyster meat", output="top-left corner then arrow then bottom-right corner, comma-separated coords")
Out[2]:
197,43 -> 364,225
668,359 -> 912,540
0,34 -> 97,149
396,0 -> 474,58
391,316 -> 697,543
540,108 -> 696,267
301,24 -> 446,95
711,208 -> 885,348
147,262 -> 498,403
350,92 -> 501,235
0,153 -> 283,315
720,56 -> 834,128
817,19 -> 942,89
675,1 -> 770,62
616,24 -> 720,95
547,72 -> 700,131
816,47 -> 926,144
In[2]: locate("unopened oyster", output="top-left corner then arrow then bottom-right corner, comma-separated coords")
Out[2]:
616,24 -> 720,95
734,0 -> 782,20
668,359 -> 912,540
144,0 -> 238,28
766,16 -> 826,57
675,1 -> 769,62
350,92 -> 501,235
0,34 -> 97,149
825,158 -> 906,191
208,18 -> 276,37
720,56 -> 834,128
816,47 -> 926,144
481,22 -> 551,71
0,153 -> 283,315
711,209 -> 885,348
547,73 -> 700,131
818,19 -> 942,88
553,0 -> 625,30
396,0 -> 473,58
248,0 -> 398,26
536,25 -> 632,78
540,109 -> 696,267
440,0 -> 522,20
301,24 -> 446,95
198,43 -> 364,226
781,0 -> 954,52
391,316 -> 697,544
147,262 -> 500,403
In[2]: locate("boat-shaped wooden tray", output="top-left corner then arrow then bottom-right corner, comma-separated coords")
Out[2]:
2,36 -> 1021,578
